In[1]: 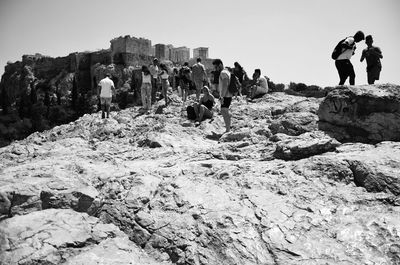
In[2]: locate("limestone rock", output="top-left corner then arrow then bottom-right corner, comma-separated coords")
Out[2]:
274,131 -> 341,160
318,84 -> 400,142
269,112 -> 318,136
0,88 -> 399,265
0,209 -> 169,265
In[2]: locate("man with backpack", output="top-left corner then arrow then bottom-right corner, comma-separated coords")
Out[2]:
332,30 -> 365,85
213,59 -> 233,133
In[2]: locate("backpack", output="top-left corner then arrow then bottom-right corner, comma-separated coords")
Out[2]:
228,73 -> 241,94
331,38 -> 346,60
186,105 -> 196,120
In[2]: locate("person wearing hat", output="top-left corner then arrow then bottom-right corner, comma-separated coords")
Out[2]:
360,35 -> 383,84
149,58 -> 160,102
97,73 -> 115,119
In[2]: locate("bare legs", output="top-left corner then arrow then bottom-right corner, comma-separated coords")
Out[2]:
221,107 -> 231,133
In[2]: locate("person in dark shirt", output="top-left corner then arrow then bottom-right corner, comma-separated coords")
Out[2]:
179,62 -> 191,105
193,86 -> 215,123
360,35 -> 383,84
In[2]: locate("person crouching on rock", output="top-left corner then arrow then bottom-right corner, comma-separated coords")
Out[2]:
98,73 -> 115,119
193,86 -> 215,124
141,65 -> 152,114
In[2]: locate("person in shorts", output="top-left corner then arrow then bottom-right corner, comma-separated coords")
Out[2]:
360,35 -> 383,84
213,59 -> 232,133
98,73 -> 115,119
179,62 -> 191,105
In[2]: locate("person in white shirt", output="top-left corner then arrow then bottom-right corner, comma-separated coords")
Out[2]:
213,59 -> 232,133
249,69 -> 268,99
97,73 -> 115,119
141,65 -> 152,114
335,30 -> 365,85
191,57 -> 207,101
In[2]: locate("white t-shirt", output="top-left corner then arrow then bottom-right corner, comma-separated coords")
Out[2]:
149,65 -> 159,79
257,76 -> 268,93
218,69 -> 232,98
337,37 -> 356,60
99,77 -> 114,98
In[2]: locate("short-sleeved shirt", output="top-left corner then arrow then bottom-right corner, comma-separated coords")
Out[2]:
257,76 -> 268,93
149,65 -> 159,79
192,62 -> 206,82
337,37 -> 356,60
99,77 -> 114,98
218,69 -> 232,98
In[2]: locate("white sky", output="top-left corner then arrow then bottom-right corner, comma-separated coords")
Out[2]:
0,0 -> 399,86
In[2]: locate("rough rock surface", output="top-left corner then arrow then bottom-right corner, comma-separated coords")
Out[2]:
273,131 -> 341,160
1,91 -> 399,264
0,208 -> 169,265
318,84 -> 400,142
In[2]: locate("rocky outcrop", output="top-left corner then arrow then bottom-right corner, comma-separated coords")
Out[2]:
1,90 -> 399,264
0,208 -> 169,265
0,51 -> 144,147
318,84 -> 400,142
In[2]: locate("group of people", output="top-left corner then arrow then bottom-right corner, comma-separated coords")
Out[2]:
97,32 -> 383,133
333,30 -> 383,85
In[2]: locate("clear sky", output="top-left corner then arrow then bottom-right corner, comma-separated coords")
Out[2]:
0,0 -> 399,87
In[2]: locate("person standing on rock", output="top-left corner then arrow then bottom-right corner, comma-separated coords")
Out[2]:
97,73 -> 115,119
334,30 -> 365,85
149,58 -> 160,103
159,63 -> 170,106
179,62 -> 191,105
140,65 -> 152,114
191,57 -> 207,102
213,59 -> 232,133
233,62 -> 248,96
360,35 -> 383,85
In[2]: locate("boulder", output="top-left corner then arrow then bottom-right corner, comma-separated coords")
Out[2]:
274,131 -> 341,160
318,84 -> 400,142
269,112 -> 318,136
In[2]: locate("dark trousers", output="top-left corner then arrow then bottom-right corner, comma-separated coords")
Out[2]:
151,77 -> 159,103
335,59 -> 355,85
